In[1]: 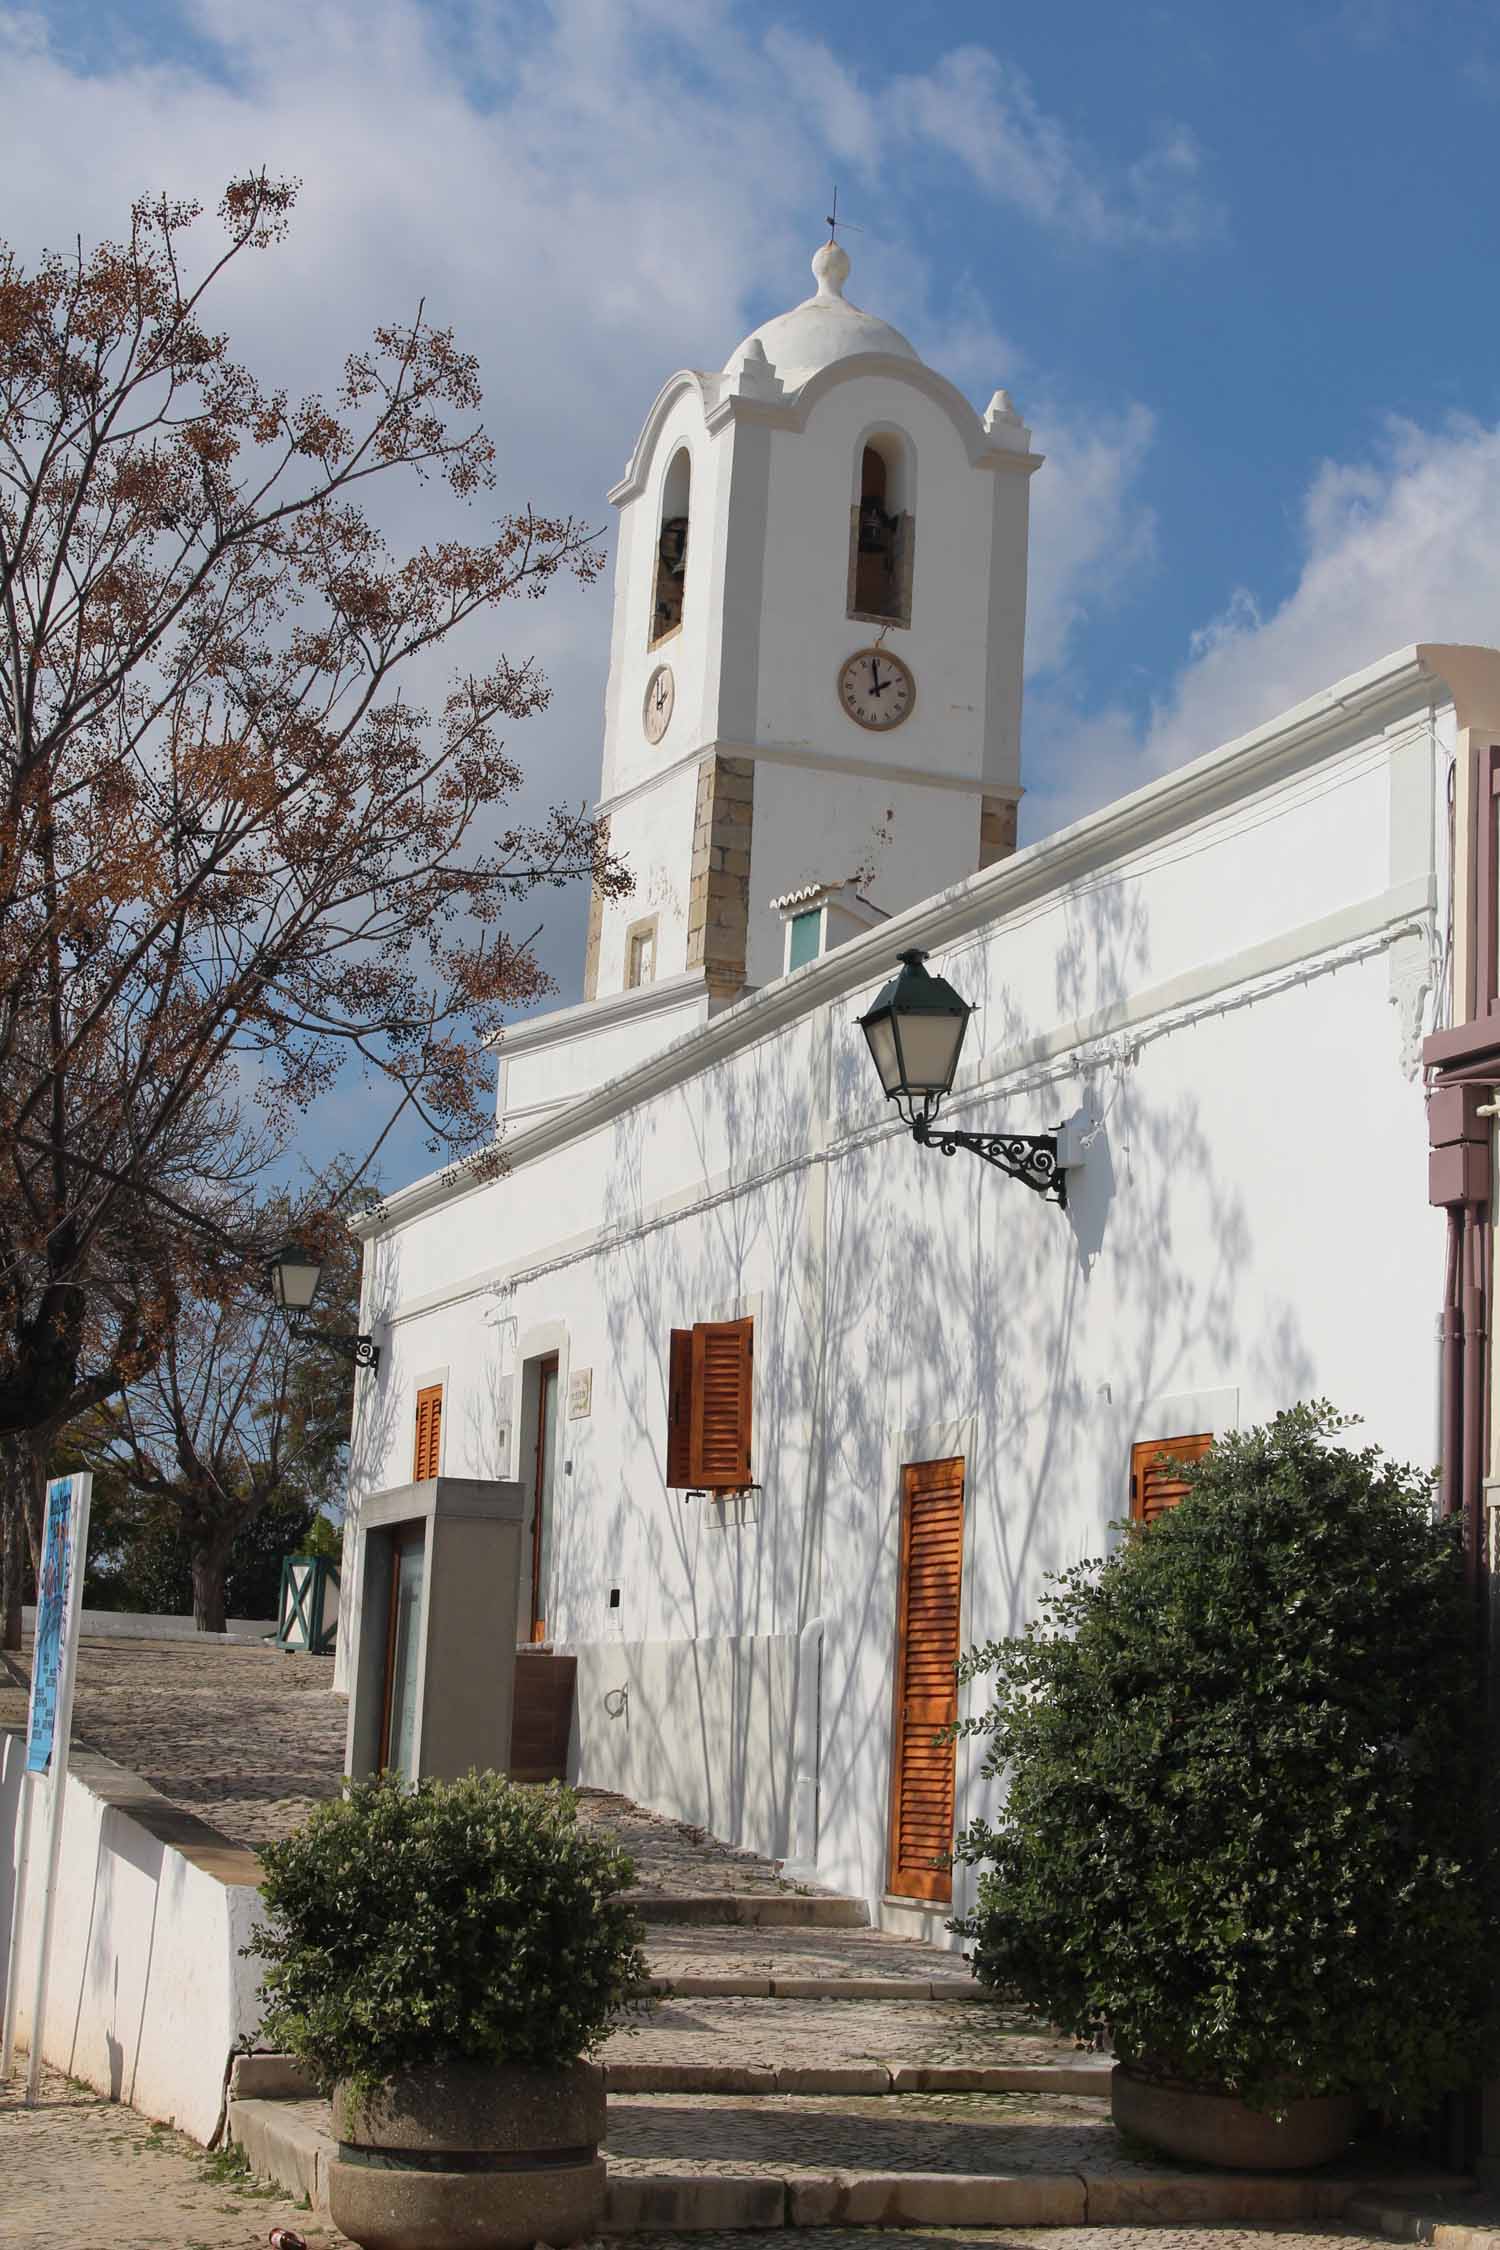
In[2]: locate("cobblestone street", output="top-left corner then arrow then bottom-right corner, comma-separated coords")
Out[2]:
0,2066 -> 1428,2250
2,2069 -> 344,2249
0,1633 -> 1479,2250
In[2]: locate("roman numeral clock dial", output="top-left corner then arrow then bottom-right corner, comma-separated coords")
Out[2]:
838,646 -> 915,732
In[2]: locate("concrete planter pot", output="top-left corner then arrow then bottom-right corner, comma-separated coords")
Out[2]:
1112,2061 -> 1357,2172
327,2058 -> 606,2250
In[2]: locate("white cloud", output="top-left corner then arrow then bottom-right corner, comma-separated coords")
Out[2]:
0,0 -> 1173,987
766,31 -> 1220,250
1024,411 -> 1500,837
1025,401 -> 1159,674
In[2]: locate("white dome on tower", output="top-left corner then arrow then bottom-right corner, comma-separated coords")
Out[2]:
724,239 -> 920,392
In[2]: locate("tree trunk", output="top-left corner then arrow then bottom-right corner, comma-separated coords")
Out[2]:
14,1433 -> 49,1575
1,1446 -> 25,1652
190,1540 -> 231,1633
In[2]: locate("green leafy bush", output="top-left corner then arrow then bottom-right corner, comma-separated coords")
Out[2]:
250,1773 -> 646,2094
953,1403 -> 1492,2115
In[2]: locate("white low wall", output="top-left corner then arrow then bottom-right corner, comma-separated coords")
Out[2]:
570,1631 -> 799,1864
0,1733 -> 265,2140
20,1608 -> 276,1644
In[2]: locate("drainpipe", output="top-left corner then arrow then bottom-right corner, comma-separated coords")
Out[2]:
1439,1209 -> 1464,1528
780,1614 -> 825,1884
1429,1084 -> 1492,1578
1464,1211 -> 1491,1581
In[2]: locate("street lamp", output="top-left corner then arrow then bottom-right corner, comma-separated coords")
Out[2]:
267,1242 -> 381,1371
858,950 -> 1066,1206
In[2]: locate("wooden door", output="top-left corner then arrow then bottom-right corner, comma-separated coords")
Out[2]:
528,1356 -> 560,1643
888,1456 -> 965,1904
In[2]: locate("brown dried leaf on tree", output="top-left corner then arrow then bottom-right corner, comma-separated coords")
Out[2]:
0,174 -> 630,1569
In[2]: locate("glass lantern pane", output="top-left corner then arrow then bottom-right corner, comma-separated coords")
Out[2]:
274,1256 -> 322,1312
861,1013 -> 902,1095
894,1010 -> 966,1092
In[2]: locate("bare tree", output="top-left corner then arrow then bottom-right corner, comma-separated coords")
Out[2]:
0,175 -> 628,1561
71,1268 -> 339,1632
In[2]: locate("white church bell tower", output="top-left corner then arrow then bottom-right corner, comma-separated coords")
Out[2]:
583,236 -> 1041,1009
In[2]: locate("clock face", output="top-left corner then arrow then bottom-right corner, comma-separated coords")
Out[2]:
838,646 -> 915,732
643,663 -> 675,745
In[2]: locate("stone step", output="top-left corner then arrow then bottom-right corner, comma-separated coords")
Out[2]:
642,1974 -> 991,1999
627,1892 -> 869,1927
609,1992 -> 1079,2078
603,2061 -> 1112,2096
231,2052 -> 1107,2105
640,1921 -> 976,1994
227,2091 -> 1472,2234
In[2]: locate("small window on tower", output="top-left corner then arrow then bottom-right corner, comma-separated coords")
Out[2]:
651,448 -> 691,648
848,434 -> 914,628
625,916 -> 658,990
787,908 -> 822,972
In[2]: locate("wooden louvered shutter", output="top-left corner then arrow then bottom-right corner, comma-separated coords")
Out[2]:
888,1457 -> 965,1904
1130,1431 -> 1212,1525
413,1384 -> 443,1482
691,1318 -> 753,1489
666,1330 -> 694,1487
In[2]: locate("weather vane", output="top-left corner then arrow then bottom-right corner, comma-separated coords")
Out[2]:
825,186 -> 864,242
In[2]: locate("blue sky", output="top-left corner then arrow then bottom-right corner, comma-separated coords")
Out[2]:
5,0 -> 1500,1184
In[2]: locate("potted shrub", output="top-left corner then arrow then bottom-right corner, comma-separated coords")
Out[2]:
953,1403 -> 1493,2169
250,1771 -> 646,2248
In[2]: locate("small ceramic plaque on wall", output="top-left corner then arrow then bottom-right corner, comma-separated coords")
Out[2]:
568,1369 -> 593,1419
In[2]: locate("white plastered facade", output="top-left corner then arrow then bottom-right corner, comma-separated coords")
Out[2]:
343,605 -> 1468,1930
339,242 -> 1476,1934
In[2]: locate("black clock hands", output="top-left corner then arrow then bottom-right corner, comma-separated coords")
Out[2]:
869,658 -> 886,698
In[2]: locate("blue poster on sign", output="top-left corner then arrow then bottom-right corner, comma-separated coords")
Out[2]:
25,1476 -> 83,1775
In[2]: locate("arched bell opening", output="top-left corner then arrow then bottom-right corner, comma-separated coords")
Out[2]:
651,447 -> 691,647
848,432 -> 915,628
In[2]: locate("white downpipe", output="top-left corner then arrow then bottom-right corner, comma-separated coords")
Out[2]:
780,1614 -> 825,1881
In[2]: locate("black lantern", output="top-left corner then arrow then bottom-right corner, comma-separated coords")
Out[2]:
268,1242 -> 323,1315
267,1240 -> 380,1371
858,949 -> 1067,1206
858,950 -> 972,1128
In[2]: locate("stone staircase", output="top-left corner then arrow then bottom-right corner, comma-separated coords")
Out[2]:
227,1872 -> 1475,2235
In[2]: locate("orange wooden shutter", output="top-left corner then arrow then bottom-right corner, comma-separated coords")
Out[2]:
666,1330 -> 694,1487
1130,1431 -> 1212,1525
691,1318 -> 753,1488
888,1457 -> 965,1904
413,1384 -> 443,1482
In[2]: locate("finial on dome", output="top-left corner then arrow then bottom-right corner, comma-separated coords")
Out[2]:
812,238 -> 850,300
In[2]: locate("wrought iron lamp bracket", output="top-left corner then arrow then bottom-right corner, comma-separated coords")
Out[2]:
290,1319 -> 381,1372
910,1115 -> 1067,1207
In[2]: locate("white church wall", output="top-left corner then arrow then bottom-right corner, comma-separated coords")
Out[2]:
743,761 -> 974,987
571,1631 -> 799,1860
342,670 -> 1448,1917
808,940 -> 1436,1914
591,764 -> 700,991
498,972 -> 709,1126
